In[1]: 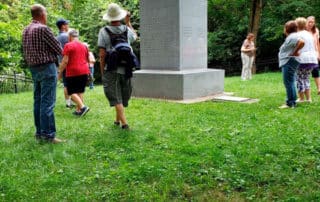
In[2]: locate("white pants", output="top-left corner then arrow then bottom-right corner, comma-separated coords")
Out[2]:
241,53 -> 254,80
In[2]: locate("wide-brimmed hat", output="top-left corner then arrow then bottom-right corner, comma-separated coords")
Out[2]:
102,3 -> 127,22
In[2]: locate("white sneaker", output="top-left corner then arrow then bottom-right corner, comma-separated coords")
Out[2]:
296,99 -> 304,103
279,104 -> 294,109
305,99 -> 312,103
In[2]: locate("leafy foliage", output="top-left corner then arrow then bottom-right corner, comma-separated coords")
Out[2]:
208,0 -> 320,74
1,0 -> 320,76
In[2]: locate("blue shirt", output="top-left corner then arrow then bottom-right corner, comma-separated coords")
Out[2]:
278,32 -> 300,67
56,31 -> 69,63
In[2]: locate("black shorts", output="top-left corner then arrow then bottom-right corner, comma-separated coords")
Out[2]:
311,67 -> 319,78
66,74 -> 87,95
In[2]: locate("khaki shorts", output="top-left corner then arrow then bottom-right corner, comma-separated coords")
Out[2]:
103,71 -> 132,107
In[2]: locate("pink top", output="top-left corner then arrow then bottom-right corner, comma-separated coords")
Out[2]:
310,28 -> 320,59
241,39 -> 255,57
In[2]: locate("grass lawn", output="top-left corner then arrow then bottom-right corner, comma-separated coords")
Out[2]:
0,72 -> 320,201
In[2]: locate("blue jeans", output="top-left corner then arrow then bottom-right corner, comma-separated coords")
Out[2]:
29,63 -> 57,140
281,58 -> 300,107
89,66 -> 94,88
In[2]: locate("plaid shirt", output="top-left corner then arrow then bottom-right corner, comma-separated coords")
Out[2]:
22,20 -> 62,66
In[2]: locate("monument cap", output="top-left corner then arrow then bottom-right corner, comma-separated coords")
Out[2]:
103,3 -> 127,22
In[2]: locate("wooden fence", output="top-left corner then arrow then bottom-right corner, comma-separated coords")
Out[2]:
0,72 -> 33,94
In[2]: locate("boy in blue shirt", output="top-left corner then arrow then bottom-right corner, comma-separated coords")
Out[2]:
278,20 -> 305,109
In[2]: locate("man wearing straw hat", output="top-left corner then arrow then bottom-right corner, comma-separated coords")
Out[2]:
98,3 -> 137,130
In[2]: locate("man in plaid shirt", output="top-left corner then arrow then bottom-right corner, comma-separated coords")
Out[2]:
22,4 -> 63,143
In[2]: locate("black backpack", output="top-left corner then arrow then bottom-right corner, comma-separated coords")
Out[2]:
105,26 -> 140,78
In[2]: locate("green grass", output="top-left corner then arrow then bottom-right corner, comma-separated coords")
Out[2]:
1,72 -> 320,201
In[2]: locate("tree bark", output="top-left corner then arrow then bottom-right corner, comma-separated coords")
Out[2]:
249,0 -> 263,74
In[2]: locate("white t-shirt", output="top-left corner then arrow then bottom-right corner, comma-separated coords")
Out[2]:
297,30 -> 318,64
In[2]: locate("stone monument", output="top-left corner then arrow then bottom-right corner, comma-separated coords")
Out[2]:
132,0 -> 224,100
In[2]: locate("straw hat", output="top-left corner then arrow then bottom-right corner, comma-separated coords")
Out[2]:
102,3 -> 127,22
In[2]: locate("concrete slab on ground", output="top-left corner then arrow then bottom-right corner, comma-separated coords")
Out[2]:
212,94 -> 259,103
142,92 -> 259,104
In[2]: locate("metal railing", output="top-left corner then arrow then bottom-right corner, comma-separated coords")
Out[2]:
0,71 -> 33,94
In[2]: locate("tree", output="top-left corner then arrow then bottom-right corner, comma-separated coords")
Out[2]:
249,0 -> 263,73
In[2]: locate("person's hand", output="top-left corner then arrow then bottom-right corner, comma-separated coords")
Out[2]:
57,72 -> 62,80
291,52 -> 300,57
124,11 -> 131,25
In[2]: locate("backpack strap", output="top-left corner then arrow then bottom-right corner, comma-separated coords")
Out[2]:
105,26 -> 128,48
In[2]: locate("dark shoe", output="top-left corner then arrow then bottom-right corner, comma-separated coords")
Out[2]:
66,104 -> 75,108
114,121 -> 120,126
121,124 -> 130,130
35,134 -> 43,141
79,106 -> 90,117
72,111 -> 81,116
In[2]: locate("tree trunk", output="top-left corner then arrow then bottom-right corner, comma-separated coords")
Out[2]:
249,0 -> 263,74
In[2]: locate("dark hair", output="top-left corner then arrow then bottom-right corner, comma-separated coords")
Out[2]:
31,4 -> 45,18
285,20 -> 297,34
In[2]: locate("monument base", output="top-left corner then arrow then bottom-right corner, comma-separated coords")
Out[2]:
132,69 -> 224,100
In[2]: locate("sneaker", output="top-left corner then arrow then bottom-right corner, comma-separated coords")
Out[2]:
79,106 -> 90,117
72,111 -> 81,116
279,104 -> 294,109
114,121 -> 120,126
66,104 -> 75,108
305,99 -> 312,103
296,99 -> 304,103
51,138 -> 65,144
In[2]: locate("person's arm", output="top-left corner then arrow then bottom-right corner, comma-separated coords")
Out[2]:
241,40 -> 252,52
89,52 -> 96,63
99,48 -> 107,77
43,27 -> 62,56
124,11 -> 137,38
58,55 -> 69,80
316,28 -> 320,59
291,39 -> 305,56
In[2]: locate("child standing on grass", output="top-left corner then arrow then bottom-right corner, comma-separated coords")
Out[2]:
278,20 -> 305,109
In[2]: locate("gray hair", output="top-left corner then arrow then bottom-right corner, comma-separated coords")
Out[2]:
68,29 -> 79,37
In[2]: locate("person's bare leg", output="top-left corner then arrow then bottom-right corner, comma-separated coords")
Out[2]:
305,89 -> 311,102
314,77 -> 320,94
115,104 -> 127,126
64,87 -> 71,106
71,94 -> 84,111
298,91 -> 305,101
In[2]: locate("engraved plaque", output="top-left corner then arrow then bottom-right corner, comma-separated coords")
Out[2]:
134,0 -> 225,100
140,0 -> 207,70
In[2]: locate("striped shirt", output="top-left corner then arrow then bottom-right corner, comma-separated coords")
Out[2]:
22,20 -> 62,66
